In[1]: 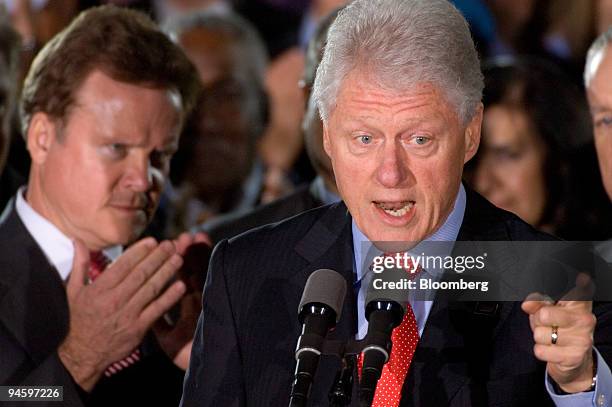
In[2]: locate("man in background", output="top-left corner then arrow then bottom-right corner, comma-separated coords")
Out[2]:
0,6 -> 23,209
584,26 -> 612,261
163,9 -> 269,234
199,7 -> 341,243
0,6 -> 201,406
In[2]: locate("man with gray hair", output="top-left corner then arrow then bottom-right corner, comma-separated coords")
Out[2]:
584,27 -> 612,204
182,1 -> 612,405
584,28 -> 612,261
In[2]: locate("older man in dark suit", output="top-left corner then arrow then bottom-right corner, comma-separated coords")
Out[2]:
0,6 -> 202,406
181,1 -> 612,406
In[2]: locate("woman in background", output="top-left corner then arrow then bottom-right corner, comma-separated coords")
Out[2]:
466,57 -> 611,240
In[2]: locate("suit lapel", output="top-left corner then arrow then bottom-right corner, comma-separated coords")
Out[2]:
0,204 -> 70,366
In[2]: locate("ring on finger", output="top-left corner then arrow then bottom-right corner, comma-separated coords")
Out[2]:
551,325 -> 559,345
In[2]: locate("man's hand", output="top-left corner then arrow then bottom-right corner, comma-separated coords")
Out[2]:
58,238 -> 186,391
154,232 -> 210,370
522,275 -> 597,393
154,290 -> 201,370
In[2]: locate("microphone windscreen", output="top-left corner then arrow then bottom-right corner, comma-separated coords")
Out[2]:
299,269 -> 347,323
365,266 -> 409,315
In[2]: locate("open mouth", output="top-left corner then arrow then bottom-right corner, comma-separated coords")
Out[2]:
374,201 -> 415,217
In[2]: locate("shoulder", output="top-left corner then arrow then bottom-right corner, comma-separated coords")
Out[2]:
460,186 -> 558,241
219,201 -> 347,255
204,184 -> 320,243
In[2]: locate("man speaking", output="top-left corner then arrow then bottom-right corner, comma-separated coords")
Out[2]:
182,1 -> 612,406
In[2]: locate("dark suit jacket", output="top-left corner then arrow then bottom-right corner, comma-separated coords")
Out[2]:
181,188 -> 612,406
0,202 -> 185,407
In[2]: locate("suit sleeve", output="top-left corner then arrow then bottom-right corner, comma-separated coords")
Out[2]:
180,239 -> 246,407
0,327 -> 85,407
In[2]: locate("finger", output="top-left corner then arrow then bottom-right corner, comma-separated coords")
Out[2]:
194,232 -> 211,246
116,240 -> 177,301
174,233 -> 193,256
533,326 -> 564,346
139,280 -> 186,329
558,273 -> 595,302
127,252 -> 183,313
98,237 -> 158,287
522,292 -> 554,315
66,239 -> 89,297
533,326 -> 593,349
535,306 -> 581,328
533,344 -> 568,364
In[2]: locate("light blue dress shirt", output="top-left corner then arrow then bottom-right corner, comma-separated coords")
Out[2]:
350,183 -> 611,406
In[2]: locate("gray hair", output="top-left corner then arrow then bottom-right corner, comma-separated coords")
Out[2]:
312,0 -> 483,125
163,9 -> 268,85
584,26 -> 612,88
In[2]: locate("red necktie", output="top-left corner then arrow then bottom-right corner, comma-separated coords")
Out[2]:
359,255 -> 421,407
88,251 -> 142,377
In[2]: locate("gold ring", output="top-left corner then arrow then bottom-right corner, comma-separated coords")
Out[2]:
551,325 -> 559,345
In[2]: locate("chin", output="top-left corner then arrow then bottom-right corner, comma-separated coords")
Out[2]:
366,227 -> 424,247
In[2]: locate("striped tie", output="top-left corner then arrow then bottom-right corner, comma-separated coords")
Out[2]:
88,251 -> 142,377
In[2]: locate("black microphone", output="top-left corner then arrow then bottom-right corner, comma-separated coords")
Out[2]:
289,269 -> 347,407
359,273 -> 407,407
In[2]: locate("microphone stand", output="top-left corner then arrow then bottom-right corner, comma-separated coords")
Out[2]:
328,354 -> 356,407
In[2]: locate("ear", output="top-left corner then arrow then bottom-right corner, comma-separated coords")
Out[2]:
322,123 -> 332,158
26,112 -> 58,164
463,103 -> 483,164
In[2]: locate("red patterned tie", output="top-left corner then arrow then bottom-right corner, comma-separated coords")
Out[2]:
88,251 -> 142,377
359,255 -> 421,407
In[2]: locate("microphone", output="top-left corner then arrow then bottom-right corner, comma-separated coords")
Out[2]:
289,269 -> 347,407
359,274 -> 407,407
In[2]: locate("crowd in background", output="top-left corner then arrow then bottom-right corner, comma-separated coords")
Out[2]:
1,0 -> 610,242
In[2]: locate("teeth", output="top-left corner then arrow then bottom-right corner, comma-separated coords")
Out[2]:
376,202 -> 414,217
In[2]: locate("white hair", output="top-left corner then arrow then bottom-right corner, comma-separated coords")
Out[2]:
312,0 -> 483,125
584,26 -> 612,88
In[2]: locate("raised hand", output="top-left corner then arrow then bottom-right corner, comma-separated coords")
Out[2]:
521,275 -> 597,393
58,238 -> 185,391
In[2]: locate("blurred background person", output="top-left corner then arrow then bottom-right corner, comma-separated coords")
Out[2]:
597,0 -> 612,35
0,5 -> 23,210
201,7 -> 342,243
585,27 -> 612,203
162,10 -> 269,236
465,57 -> 612,240
152,0 -> 230,23
584,26 -> 612,260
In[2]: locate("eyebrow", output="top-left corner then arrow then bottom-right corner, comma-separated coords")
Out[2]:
589,105 -> 612,115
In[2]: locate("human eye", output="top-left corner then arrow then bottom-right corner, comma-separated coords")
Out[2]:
358,134 -> 373,145
595,115 -> 612,129
103,143 -> 127,159
412,135 -> 430,145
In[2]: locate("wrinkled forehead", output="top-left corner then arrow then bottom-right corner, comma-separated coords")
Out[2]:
332,69 -> 460,120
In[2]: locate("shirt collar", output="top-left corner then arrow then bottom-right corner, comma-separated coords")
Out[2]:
15,186 -> 122,281
352,183 -> 466,282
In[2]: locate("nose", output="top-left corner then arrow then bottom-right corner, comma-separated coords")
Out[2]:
375,140 -> 412,188
123,155 -> 154,192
